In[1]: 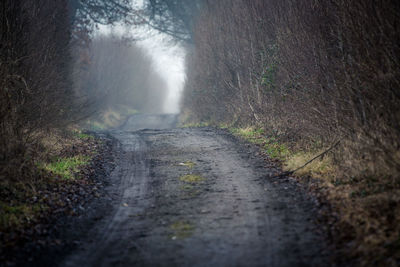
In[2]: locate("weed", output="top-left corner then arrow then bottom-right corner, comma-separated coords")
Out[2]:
170,221 -> 194,239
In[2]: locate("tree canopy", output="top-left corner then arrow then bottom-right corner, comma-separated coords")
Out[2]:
68,0 -> 202,42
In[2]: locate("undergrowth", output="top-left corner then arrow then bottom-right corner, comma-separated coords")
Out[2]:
0,130 -> 97,235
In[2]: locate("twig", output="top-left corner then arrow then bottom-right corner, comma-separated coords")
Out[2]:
269,139 -> 341,179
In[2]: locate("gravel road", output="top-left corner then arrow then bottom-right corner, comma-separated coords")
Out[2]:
61,114 -> 330,267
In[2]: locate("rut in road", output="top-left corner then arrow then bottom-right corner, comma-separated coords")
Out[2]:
62,118 -> 329,267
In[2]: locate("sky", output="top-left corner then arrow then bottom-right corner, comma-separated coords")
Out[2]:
97,24 -> 186,114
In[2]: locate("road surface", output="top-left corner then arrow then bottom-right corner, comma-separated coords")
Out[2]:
61,114 -> 329,267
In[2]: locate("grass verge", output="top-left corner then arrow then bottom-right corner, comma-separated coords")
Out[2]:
229,127 -> 290,160
38,155 -> 90,180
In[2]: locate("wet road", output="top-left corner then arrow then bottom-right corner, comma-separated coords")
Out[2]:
62,114 -> 329,267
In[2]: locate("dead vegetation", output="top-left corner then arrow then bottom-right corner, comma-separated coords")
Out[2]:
182,1 -> 400,264
0,1 -> 132,262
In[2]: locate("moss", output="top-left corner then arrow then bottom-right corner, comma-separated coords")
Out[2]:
179,174 -> 205,183
170,221 -> 194,239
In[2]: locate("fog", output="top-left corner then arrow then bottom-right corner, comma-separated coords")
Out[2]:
97,24 -> 186,115
138,36 -> 185,114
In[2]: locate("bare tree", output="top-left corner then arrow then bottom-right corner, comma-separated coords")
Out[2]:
182,0 -> 400,179
1,0 -> 77,181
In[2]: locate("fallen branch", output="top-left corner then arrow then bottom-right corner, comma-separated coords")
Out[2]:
270,140 -> 341,179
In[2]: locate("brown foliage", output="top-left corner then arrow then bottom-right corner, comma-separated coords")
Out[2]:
183,0 -> 400,179
182,1 -> 400,264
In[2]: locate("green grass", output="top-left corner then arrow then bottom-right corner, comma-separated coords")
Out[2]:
76,132 -> 94,140
39,155 -> 90,179
229,126 -> 334,176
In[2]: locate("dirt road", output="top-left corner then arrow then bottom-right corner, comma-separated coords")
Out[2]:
61,114 -> 330,267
